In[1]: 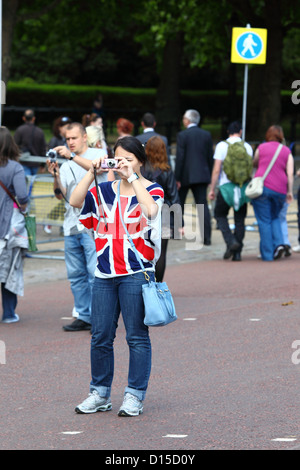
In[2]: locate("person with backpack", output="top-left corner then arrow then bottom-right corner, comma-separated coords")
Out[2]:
208,121 -> 253,261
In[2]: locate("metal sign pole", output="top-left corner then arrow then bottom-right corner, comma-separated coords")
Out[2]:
0,0 -> 2,126
241,24 -> 251,141
242,64 -> 248,140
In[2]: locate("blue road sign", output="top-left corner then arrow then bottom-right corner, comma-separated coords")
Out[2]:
236,32 -> 263,60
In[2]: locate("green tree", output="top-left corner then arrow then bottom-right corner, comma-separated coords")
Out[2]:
134,0 -> 232,134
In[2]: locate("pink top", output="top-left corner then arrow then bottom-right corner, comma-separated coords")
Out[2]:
255,141 -> 290,194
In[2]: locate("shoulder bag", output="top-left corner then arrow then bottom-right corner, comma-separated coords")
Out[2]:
245,144 -> 283,199
0,180 -> 37,252
116,181 -> 177,327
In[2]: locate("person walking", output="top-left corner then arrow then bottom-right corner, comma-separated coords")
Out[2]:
0,127 -> 29,323
142,135 -> 183,281
175,109 -> 213,246
14,109 -> 47,176
251,125 -> 294,261
70,136 -> 164,417
47,123 -> 107,331
136,112 -> 170,162
208,121 -> 253,261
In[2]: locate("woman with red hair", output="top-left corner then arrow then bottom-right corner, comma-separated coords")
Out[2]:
252,125 -> 294,261
142,136 -> 183,281
116,118 -> 134,138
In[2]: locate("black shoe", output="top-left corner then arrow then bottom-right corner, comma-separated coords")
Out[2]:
63,319 -> 91,332
204,240 -> 211,246
284,244 -> 292,257
273,245 -> 285,260
223,240 -> 241,260
232,252 -> 241,261
223,247 -> 233,259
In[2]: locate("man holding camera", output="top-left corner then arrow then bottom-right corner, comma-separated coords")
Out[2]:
47,122 -> 107,331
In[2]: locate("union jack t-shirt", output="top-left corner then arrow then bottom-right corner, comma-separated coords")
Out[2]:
79,181 -> 164,278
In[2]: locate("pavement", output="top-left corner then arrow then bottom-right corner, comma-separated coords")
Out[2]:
1,198 -> 300,451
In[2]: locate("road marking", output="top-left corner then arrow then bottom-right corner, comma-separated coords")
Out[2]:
272,437 -> 297,442
249,318 -> 261,322
183,318 -> 197,321
162,434 -> 188,438
61,431 -> 83,435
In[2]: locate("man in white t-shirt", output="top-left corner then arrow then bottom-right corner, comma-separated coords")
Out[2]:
208,121 -> 253,261
47,123 -> 107,330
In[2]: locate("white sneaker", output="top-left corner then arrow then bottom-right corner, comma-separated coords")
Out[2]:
2,314 -> 20,323
44,225 -> 52,234
292,245 -> 300,253
118,392 -> 143,417
75,390 -> 112,414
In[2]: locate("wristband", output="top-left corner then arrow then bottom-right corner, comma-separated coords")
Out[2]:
127,172 -> 139,183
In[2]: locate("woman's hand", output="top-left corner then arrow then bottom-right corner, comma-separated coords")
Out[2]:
114,156 -> 134,180
89,156 -> 109,175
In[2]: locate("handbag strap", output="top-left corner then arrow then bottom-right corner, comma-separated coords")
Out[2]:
0,178 -> 34,214
261,144 -> 283,182
0,180 -> 20,208
117,181 -> 150,281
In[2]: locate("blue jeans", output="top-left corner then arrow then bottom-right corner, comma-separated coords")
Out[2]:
64,233 -> 97,324
1,284 -> 17,321
279,201 -> 290,246
90,272 -> 154,401
22,165 -> 38,176
252,186 -> 286,260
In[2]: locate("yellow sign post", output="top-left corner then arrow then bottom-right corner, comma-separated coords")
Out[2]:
231,25 -> 268,139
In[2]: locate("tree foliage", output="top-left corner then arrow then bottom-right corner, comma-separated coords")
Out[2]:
4,0 -> 300,137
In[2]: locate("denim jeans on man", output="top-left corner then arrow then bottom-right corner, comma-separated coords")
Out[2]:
64,232 -> 97,324
252,186 -> 286,260
90,271 -> 154,402
1,283 -> 17,321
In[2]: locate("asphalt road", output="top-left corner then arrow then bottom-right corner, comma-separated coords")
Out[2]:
1,204 -> 300,451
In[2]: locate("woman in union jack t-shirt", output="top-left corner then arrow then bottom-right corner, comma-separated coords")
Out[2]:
70,136 -> 164,417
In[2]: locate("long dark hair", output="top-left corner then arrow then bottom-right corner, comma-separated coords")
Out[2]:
0,127 -> 20,165
114,136 -> 147,165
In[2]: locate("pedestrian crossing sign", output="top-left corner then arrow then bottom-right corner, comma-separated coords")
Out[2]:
231,27 -> 267,64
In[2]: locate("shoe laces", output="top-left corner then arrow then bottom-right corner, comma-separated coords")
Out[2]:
123,392 -> 141,407
84,390 -> 100,405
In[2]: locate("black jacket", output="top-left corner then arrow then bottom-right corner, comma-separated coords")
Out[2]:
142,165 -> 183,233
175,126 -> 213,186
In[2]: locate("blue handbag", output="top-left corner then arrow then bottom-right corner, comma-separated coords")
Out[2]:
117,182 -> 177,327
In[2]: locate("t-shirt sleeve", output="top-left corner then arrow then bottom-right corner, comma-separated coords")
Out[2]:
148,184 -> 164,209
144,184 -> 164,243
79,189 -> 98,232
213,141 -> 227,161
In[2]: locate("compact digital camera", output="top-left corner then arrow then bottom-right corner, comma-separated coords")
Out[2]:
101,158 -> 119,169
46,149 -> 58,163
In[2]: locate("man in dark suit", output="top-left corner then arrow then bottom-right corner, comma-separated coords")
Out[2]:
175,109 -> 213,246
136,112 -> 170,162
